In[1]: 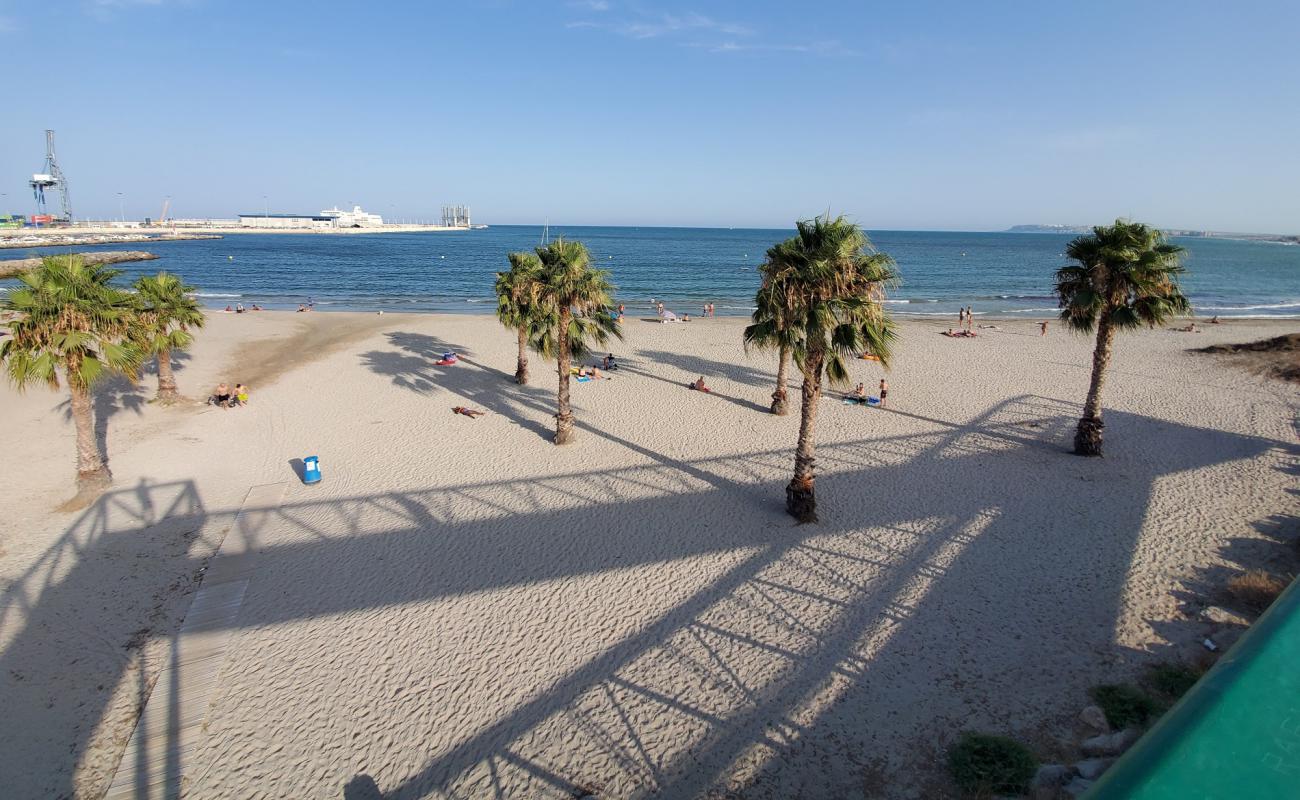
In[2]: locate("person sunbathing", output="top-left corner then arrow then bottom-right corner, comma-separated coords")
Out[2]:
233,383 -> 249,405
211,383 -> 232,408
453,406 -> 485,418
846,382 -> 866,402
689,376 -> 711,392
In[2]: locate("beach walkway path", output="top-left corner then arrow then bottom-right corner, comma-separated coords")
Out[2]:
104,482 -> 286,800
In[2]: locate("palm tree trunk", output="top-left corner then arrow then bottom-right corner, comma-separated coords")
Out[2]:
555,309 -> 575,444
70,380 -> 111,492
1075,313 -> 1115,456
771,344 -> 790,415
786,349 -> 824,522
515,327 -> 529,385
155,348 -> 180,403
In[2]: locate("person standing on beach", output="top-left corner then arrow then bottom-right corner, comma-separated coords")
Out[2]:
1039,320 -> 1048,336
965,305 -> 974,331
958,307 -> 965,328
879,378 -> 889,408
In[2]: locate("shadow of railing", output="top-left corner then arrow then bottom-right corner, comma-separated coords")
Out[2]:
1,390 -> 1289,798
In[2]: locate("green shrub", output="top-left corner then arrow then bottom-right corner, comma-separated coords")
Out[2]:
1144,662 -> 1204,701
1090,684 -> 1159,729
947,732 -> 1037,796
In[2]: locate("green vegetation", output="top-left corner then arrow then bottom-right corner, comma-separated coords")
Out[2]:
1090,683 -> 1160,729
526,239 -> 622,444
947,732 -> 1038,796
745,215 -> 897,522
1143,662 -> 1205,702
132,271 -> 205,403
0,256 -> 144,493
744,238 -> 802,416
495,252 -> 544,385
1054,220 -> 1189,456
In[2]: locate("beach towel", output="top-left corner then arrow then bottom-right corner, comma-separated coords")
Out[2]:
575,375 -> 592,383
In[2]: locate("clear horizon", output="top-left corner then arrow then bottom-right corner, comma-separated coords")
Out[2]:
2,1 -> 1298,233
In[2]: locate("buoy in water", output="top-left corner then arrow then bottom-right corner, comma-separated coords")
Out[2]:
228,255 -> 233,260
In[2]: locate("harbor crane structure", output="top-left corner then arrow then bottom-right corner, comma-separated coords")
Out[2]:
30,129 -> 72,223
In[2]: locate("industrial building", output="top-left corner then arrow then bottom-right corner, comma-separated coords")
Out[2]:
237,212 -> 336,229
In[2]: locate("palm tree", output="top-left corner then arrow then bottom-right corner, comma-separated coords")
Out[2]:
745,237 -> 803,415
772,215 -> 898,523
495,252 -> 543,384
133,271 -> 205,403
1055,220 -> 1188,456
0,255 -> 143,493
529,238 -> 622,444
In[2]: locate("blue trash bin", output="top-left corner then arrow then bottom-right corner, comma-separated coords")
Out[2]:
303,455 -> 321,484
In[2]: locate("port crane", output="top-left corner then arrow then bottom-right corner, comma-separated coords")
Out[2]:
29,129 -> 72,223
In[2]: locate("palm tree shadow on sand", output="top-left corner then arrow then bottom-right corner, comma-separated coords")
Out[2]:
1,395 -> 1292,799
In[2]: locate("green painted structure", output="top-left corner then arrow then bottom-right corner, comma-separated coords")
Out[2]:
1087,578 -> 1300,798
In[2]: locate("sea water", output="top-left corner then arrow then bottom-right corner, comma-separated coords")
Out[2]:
3,226 -> 1296,318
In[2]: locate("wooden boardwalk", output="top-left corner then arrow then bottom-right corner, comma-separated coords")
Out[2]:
105,482 -> 286,800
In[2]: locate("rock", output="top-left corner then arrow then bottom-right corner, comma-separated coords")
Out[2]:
1033,763 -> 1071,789
1200,605 -> 1251,626
1079,704 -> 1110,733
1074,757 -> 1115,780
1081,728 -> 1140,756
1063,777 -> 1095,797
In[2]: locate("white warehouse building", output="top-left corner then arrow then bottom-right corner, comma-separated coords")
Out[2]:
237,212 -> 336,229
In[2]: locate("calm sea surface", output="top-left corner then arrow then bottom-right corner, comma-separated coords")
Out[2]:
3,226 -> 1297,318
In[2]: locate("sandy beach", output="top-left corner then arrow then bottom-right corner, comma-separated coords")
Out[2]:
1,311 -> 1296,798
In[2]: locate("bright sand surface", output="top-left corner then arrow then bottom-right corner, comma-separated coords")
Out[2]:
1,312 -> 1296,798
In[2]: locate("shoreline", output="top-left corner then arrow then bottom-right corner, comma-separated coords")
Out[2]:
198,306 -> 1300,322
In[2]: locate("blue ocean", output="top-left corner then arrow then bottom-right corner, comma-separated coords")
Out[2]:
3,226 -> 1297,318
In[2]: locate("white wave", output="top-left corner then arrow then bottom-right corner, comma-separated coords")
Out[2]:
197,292 -> 241,298
1002,307 -> 1058,314
1193,301 -> 1300,311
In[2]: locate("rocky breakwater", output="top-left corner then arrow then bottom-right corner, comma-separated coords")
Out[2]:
0,251 -> 160,278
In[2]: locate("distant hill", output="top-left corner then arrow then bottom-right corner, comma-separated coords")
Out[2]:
1007,224 -> 1298,243
1005,224 -> 1092,234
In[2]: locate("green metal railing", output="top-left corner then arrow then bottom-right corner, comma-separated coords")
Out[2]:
1087,578 -> 1300,798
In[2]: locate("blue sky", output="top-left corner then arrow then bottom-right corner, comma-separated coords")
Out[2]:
1,1 -> 1297,231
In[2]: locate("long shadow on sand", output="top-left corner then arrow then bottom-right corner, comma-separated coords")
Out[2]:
55,350 -> 194,473
2,388 -> 1293,798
